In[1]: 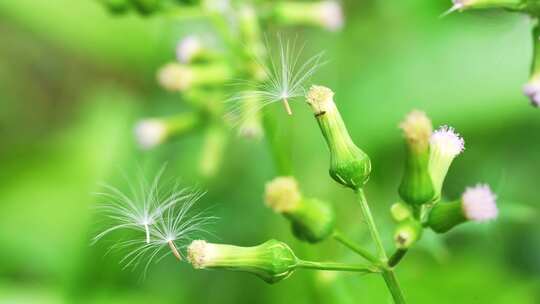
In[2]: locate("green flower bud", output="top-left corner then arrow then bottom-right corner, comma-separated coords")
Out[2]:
394,219 -> 422,249
428,126 -> 464,199
270,1 -> 344,31
188,239 -> 298,284
306,85 -> 371,190
265,177 -> 335,243
390,202 -> 413,222
100,0 -> 131,14
130,0 -> 161,15
428,184 -> 498,233
398,111 -> 436,205
134,112 -> 201,149
157,62 -> 231,92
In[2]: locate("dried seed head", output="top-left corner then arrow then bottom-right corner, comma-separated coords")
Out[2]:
188,240 -> 212,269
306,85 -> 335,115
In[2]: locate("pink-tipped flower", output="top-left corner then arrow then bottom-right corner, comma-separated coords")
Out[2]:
318,1 -> 344,31
462,184 -> 498,221
176,35 -> 203,64
523,79 -> 540,108
429,125 -> 465,197
428,183 -> 498,233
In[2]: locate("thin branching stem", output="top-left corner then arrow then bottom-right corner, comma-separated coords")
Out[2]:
355,188 -> 406,304
333,230 -> 380,265
296,260 -> 379,274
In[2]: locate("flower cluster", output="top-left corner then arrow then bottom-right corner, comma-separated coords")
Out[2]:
395,110 -> 497,246
124,1 -> 338,178
94,1 -> 506,302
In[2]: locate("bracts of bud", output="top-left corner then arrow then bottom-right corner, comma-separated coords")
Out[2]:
306,85 -> 371,190
265,177 -> 335,243
188,239 -> 298,284
398,111 -> 436,206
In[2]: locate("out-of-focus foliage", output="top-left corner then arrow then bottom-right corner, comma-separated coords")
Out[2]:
0,0 -> 539,303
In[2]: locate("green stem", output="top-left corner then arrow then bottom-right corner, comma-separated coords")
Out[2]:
382,270 -> 407,304
333,230 -> 380,265
355,189 -> 407,303
297,260 -> 379,274
388,249 -> 408,268
355,189 -> 387,260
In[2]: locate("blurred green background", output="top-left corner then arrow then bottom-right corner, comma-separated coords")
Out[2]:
1,0 -> 539,303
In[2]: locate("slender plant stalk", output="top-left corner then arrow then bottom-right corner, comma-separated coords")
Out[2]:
355,189 -> 387,260
382,271 -> 407,304
355,189 -> 406,304
297,260 -> 379,274
333,230 -> 380,265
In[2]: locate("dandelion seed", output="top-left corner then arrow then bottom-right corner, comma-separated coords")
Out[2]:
226,36 -> 325,122
92,167 -> 184,245
93,170 -> 217,274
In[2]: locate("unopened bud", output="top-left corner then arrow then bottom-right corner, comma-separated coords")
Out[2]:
271,1 -> 344,31
398,111 -> 436,205
394,219 -> 422,249
188,239 -> 298,284
390,202 -> 413,222
306,85 -> 371,189
265,177 -> 335,243
157,62 -> 231,92
134,113 -> 200,149
428,184 -> 498,233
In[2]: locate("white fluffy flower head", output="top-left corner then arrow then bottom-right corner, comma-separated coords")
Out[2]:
176,35 -> 202,64
462,184 -> 498,221
317,1 -> 344,31
135,119 -> 168,150
430,125 -> 464,157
